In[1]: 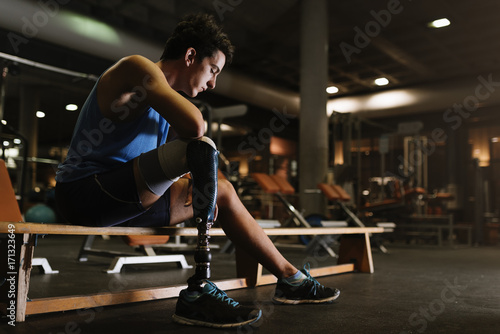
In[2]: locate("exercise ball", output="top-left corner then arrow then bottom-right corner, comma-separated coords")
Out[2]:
25,204 -> 57,224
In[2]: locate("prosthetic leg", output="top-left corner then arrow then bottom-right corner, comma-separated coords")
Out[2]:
185,139 -> 219,292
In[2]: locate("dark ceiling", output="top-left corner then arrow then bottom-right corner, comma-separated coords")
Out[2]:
61,0 -> 500,94
1,0 -> 500,149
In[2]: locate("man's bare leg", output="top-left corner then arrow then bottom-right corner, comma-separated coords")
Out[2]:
132,136 -> 298,279
215,179 -> 298,279
168,178 -> 298,279
133,139 -> 338,309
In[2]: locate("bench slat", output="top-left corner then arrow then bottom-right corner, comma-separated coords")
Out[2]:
0,222 -> 384,236
23,263 -> 356,316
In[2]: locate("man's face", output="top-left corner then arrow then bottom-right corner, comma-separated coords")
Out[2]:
185,50 -> 226,97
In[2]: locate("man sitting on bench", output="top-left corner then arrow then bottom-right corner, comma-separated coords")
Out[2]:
54,13 -> 339,329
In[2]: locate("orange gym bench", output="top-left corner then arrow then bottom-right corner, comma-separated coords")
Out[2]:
318,182 -> 398,253
317,183 -> 365,227
1,161 -> 383,322
251,172 -> 312,228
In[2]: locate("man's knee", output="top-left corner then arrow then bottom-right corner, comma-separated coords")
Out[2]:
198,136 -> 217,150
217,178 -> 236,205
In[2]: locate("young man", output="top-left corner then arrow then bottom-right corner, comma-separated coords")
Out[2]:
55,13 -> 340,328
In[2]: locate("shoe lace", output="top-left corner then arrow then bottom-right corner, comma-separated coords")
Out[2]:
206,281 -> 240,307
302,263 -> 324,295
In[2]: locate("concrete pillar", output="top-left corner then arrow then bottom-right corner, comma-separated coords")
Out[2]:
0,67 -> 7,146
445,128 -> 459,211
0,67 -> 6,123
473,159 -> 484,245
299,0 -> 329,216
19,86 -> 39,192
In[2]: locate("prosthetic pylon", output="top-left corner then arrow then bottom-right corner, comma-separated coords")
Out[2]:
185,139 -> 219,291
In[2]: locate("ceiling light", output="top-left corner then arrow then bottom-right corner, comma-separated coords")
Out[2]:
59,11 -> 121,45
326,86 -> 339,94
3,141 -> 9,147
428,18 -> 450,28
374,77 -> 389,86
366,91 -> 416,109
66,104 -> 78,111
327,98 -> 362,115
492,137 -> 499,143
36,111 -> 46,118
13,138 -> 21,144
1,120 -> 6,125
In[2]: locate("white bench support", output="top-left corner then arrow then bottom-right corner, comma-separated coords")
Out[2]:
105,254 -> 192,274
32,258 -> 59,274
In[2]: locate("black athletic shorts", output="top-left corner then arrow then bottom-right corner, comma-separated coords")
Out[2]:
55,160 -> 171,227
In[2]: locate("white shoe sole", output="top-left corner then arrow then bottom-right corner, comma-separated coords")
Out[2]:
172,309 -> 262,328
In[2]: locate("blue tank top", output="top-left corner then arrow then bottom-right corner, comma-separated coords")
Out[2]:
56,80 -> 170,182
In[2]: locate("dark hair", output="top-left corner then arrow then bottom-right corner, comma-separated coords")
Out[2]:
161,13 -> 234,64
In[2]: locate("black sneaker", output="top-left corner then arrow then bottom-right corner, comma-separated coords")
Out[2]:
273,265 -> 341,304
172,281 -> 262,328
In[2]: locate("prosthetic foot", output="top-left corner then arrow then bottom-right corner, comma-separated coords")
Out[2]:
185,138 -> 219,292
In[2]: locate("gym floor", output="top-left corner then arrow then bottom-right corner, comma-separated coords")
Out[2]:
3,235 -> 500,334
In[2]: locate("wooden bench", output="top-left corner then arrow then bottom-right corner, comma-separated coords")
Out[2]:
1,221 -> 383,322
0,161 -> 383,322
